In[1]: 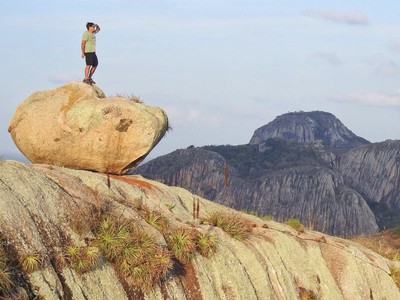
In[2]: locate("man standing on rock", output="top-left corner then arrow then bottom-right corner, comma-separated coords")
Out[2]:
81,22 -> 100,85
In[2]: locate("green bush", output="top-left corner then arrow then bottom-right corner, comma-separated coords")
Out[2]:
207,212 -> 252,241
285,219 -> 305,232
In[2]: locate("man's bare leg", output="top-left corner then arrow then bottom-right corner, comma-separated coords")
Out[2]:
84,65 -> 91,79
89,66 -> 97,84
89,66 -> 96,78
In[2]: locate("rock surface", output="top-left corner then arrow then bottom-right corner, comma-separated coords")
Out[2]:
135,111 -> 400,235
336,140 -> 400,226
135,147 -> 379,237
249,111 -> 370,148
0,160 -> 399,299
8,82 -> 168,174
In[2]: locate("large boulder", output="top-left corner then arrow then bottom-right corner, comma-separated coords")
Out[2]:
8,82 -> 168,174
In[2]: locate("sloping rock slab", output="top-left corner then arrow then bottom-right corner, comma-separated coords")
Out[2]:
0,160 -> 399,299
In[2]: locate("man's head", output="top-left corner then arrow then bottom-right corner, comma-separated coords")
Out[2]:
86,22 -> 95,30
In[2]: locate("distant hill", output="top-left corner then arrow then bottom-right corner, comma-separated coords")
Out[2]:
249,110 -> 370,148
135,111 -> 400,237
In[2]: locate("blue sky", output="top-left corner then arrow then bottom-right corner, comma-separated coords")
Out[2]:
1,0 -> 399,162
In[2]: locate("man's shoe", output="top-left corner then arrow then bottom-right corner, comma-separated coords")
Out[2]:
89,78 -> 96,84
83,78 -> 92,85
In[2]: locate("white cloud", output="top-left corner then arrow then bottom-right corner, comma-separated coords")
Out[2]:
304,10 -> 370,26
367,53 -> 400,77
390,41 -> 400,53
163,105 -> 225,126
331,90 -> 400,107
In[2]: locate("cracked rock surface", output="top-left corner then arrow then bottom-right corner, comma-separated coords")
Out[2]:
0,160 -> 399,299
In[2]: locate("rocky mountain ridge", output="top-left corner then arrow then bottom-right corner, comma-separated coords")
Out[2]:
249,111 -> 370,148
135,111 -> 400,237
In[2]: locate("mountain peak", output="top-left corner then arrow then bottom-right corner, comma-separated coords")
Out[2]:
249,110 -> 370,148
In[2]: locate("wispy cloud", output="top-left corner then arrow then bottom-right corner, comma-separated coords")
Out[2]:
315,52 -> 342,65
331,90 -> 400,107
367,53 -> 400,77
163,105 -> 225,126
304,10 -> 370,26
390,41 -> 400,53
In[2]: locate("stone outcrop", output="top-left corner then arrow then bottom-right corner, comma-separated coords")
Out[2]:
249,111 -> 370,148
336,140 -> 400,226
8,82 -> 168,174
135,111 -> 400,236
0,160 -> 399,299
135,147 -> 379,237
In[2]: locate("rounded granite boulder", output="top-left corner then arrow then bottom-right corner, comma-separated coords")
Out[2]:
8,82 -> 169,174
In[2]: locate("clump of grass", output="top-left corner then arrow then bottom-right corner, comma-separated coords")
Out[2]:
390,264 -> 400,288
94,216 -> 131,260
299,286 -> 317,300
165,203 -> 176,211
260,215 -> 273,221
241,210 -> 260,217
0,247 -> 12,292
19,253 -> 41,273
394,226 -> 400,237
138,206 -> 169,232
207,212 -> 252,241
114,93 -> 143,103
242,210 -> 273,221
166,228 -> 197,263
127,94 -> 143,103
352,233 -> 400,261
94,215 -> 173,289
195,232 -> 218,257
65,245 -> 100,273
286,219 -> 305,232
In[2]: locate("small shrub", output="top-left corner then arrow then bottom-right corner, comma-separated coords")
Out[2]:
139,207 -> 169,232
19,253 -> 41,273
54,252 -> 68,269
166,228 -> 197,263
207,212 -> 252,241
261,215 -> 273,221
94,215 -> 173,288
149,247 -> 172,281
394,226 -> 400,236
242,210 -> 260,217
66,245 -> 100,274
0,265 -> 12,292
352,234 -> 400,261
165,203 -> 176,211
94,217 -> 131,260
127,94 -> 142,103
196,232 -> 218,257
299,286 -> 317,300
0,244 -> 13,293
286,219 -> 305,232
390,264 -> 400,288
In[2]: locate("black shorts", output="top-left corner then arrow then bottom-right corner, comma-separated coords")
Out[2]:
85,52 -> 98,67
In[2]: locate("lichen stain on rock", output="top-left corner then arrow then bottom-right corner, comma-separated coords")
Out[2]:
115,118 -> 133,132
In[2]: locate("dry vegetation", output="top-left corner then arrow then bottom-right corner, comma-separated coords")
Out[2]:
206,212 -> 253,241
352,228 -> 400,290
352,228 -> 400,261
285,219 -> 305,233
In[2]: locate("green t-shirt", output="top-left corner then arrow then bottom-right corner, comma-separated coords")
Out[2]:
82,31 -> 96,53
